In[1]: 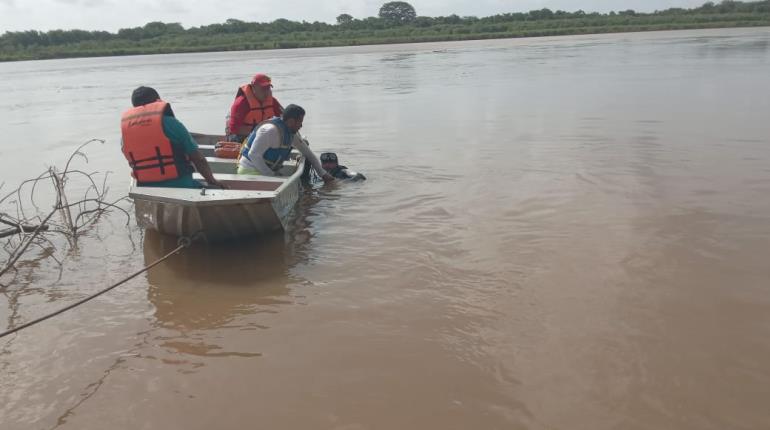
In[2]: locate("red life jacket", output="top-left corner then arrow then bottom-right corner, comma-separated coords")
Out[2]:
121,101 -> 183,183
239,84 -> 279,129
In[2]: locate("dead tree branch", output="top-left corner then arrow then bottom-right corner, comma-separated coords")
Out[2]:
0,140 -> 129,285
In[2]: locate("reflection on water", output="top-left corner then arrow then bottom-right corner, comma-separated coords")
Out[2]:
144,231 -> 293,329
142,217 -> 316,361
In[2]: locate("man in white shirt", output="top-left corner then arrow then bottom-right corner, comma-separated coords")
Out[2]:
237,104 -> 334,182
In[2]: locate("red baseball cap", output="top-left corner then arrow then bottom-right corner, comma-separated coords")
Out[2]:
251,73 -> 273,87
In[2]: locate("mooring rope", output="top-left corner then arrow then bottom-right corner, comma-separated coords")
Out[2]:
0,235 -> 197,340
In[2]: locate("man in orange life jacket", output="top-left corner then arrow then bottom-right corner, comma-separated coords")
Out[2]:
226,73 -> 284,142
121,86 -> 225,189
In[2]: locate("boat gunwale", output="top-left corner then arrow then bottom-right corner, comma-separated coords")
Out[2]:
128,157 -> 305,207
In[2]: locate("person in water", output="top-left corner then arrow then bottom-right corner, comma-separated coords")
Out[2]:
120,86 -> 225,189
320,152 -> 366,181
226,73 -> 284,142
237,104 -> 334,183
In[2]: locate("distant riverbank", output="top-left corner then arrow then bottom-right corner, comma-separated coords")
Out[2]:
2,5 -> 770,61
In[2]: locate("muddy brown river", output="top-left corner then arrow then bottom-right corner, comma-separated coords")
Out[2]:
1,27 -> 770,429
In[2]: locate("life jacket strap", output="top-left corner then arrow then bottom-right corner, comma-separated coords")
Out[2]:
128,147 -> 176,174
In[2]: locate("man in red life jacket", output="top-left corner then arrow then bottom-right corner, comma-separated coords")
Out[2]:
226,73 -> 284,142
121,86 -> 225,189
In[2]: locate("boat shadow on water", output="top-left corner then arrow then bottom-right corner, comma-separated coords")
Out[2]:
141,225 -> 310,331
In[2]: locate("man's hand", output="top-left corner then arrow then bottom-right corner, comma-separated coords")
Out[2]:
189,150 -> 229,189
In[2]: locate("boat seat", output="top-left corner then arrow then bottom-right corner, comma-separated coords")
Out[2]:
205,156 -> 239,164
205,157 -> 238,174
193,173 -> 284,191
205,157 -> 299,165
194,173 -> 283,182
198,144 -> 216,157
190,132 -> 226,146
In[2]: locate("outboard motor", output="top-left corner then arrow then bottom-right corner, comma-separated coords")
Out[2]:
320,152 -> 366,181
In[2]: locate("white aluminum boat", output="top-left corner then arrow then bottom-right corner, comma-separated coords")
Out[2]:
128,133 -> 304,242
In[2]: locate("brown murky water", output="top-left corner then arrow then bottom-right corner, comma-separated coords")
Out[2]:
2,28 -> 770,429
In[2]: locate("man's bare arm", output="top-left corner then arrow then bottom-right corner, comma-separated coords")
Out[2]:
189,151 -> 227,188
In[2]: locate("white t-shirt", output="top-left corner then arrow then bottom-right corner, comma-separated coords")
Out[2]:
238,123 -> 327,177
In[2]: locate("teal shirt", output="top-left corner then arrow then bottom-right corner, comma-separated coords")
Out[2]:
162,115 -> 198,155
138,115 -> 201,188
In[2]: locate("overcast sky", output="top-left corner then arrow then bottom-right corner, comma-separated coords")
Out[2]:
1,0 -> 711,33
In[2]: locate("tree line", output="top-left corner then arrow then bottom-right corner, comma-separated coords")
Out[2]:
1,0 -> 769,61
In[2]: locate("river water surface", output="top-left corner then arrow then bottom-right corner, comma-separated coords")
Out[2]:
1,28 -> 770,429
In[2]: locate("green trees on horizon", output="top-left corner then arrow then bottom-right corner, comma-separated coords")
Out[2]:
2,0 -> 769,61
378,2 -> 418,24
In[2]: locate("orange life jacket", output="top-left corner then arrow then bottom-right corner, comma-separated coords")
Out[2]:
120,101 -> 184,183
214,141 -> 242,159
239,84 -> 279,129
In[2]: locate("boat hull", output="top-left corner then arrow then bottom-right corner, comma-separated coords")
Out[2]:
129,132 -> 304,242
133,182 -> 299,242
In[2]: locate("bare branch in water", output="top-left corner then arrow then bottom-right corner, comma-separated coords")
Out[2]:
63,140 -> 101,174
0,171 -> 54,219
0,140 -> 130,285
0,224 -> 50,239
0,206 -> 60,279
